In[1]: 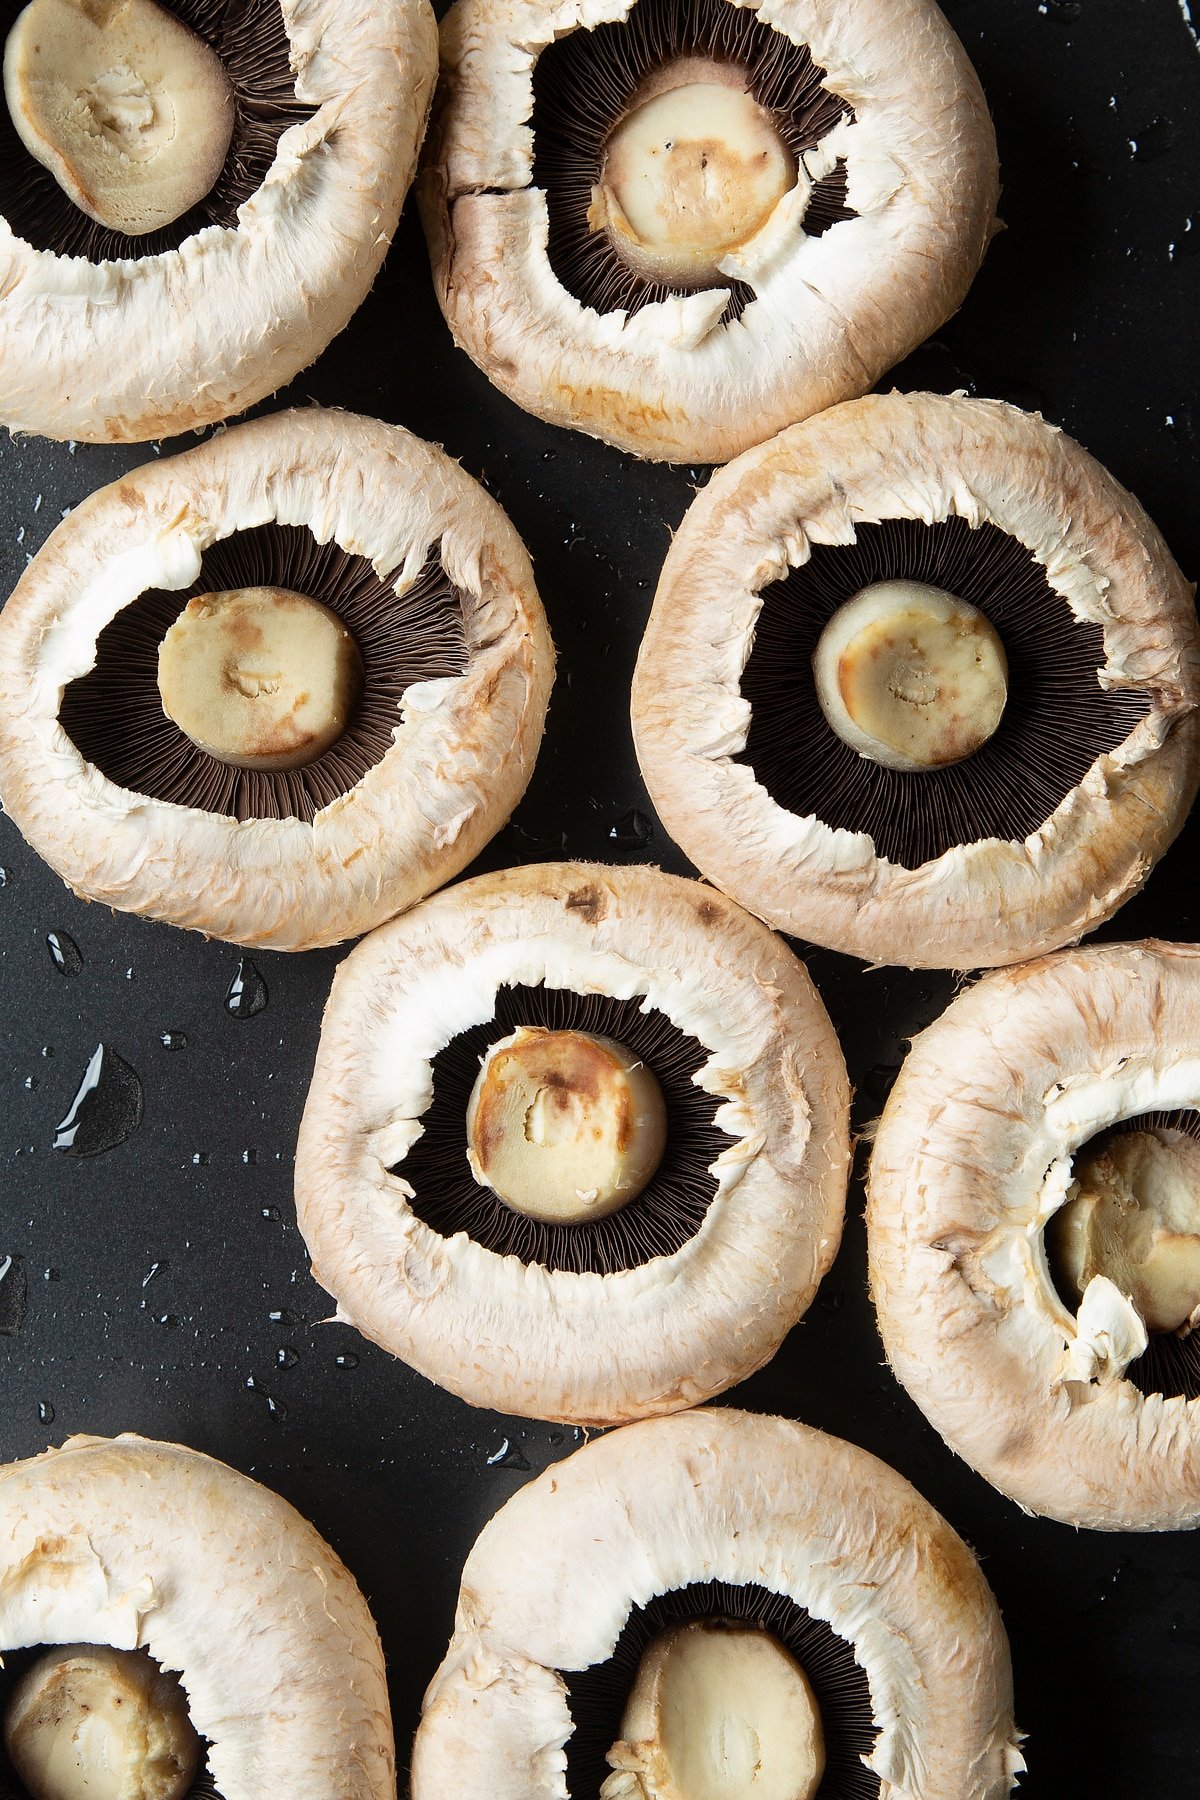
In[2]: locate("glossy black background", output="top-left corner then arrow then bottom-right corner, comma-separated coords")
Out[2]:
2,0 -> 1199,1792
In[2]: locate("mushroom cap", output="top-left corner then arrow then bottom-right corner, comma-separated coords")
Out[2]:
0,1433 -> 394,1800
0,407 -> 554,950
867,939 -> 1200,1531
411,1407 -> 1024,1799
0,0 -> 437,442
419,0 -> 998,463
294,861 -> 850,1424
632,392 -> 1200,969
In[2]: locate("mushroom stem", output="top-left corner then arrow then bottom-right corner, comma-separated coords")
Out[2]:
812,579 -> 1008,771
4,0 -> 235,235
156,585 -> 364,773
1051,1127 -> 1200,1336
590,62 -> 794,287
4,1644 -> 200,1800
601,1620 -> 825,1800
466,1025 -> 668,1223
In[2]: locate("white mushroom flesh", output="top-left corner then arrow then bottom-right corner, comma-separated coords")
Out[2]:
156,586 -> 364,773
1052,1127 -> 1200,1335
465,1026 -> 668,1224
4,1643 -> 200,1800
601,1621 -> 825,1800
589,68 -> 794,286
812,580 -> 1009,772
3,0 -> 235,236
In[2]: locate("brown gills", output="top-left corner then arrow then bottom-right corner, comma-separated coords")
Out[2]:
59,524 -> 468,825
1055,1108 -> 1200,1403
397,984 -> 732,1274
0,0 -> 314,260
531,0 -> 855,322
563,1579 -> 879,1800
738,516 -> 1154,868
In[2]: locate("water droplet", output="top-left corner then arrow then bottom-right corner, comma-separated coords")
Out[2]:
157,1313 -> 180,1329
23,1076 -> 37,1091
0,1255 -> 28,1336
1129,117 -> 1174,162
485,1437 -> 531,1470
159,1031 -> 187,1051
335,1352 -> 359,1370
1038,0 -> 1080,19
40,1045 -> 54,1058
244,1375 -> 286,1419
276,1346 -> 300,1369
268,1308 -> 295,1325
242,1148 -> 257,1166
53,1044 -> 143,1157
226,958 -> 268,1019
0,867 -> 8,887
608,808 -> 653,852
46,930 -> 83,977
260,1206 -> 281,1222
42,1267 -> 59,1282
37,1401 -> 54,1426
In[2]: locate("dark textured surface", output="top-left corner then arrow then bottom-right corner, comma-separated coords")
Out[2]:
1,0 -> 1199,1795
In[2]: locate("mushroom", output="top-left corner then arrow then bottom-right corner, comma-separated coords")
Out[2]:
0,0 -> 437,441
867,939 -> 1200,1530
411,1407 -> 1025,1799
0,1433 -> 395,1799
632,391 -> 1200,970
419,0 -> 999,463
0,408 -> 554,950
295,861 -> 850,1424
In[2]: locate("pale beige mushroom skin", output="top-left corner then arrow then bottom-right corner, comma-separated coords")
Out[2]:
0,0 -> 437,442
868,939 -> 1200,1530
411,1409 -> 1024,1799
632,392 -> 1200,970
420,0 -> 998,462
0,1434 -> 395,1799
295,862 -> 851,1424
0,409 -> 555,950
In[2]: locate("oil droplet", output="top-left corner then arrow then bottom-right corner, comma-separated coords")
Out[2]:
160,1031 -> 187,1051
276,1346 -> 300,1369
608,808 -> 653,851
53,1044 -> 143,1157
46,930 -> 83,977
37,1401 -> 54,1426
335,1352 -> 359,1370
0,1255 -> 28,1337
226,959 -> 268,1019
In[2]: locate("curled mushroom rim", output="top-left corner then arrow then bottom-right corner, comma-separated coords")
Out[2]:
737,514 -> 1153,868
0,0 -> 313,261
58,523 -> 468,826
529,0 -> 856,324
562,1578 -> 879,1800
398,982 -> 733,1275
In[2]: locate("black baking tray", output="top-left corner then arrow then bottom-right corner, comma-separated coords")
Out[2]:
2,0 -> 1199,1792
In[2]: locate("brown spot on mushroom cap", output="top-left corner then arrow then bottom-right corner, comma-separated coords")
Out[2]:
566,883 -> 607,922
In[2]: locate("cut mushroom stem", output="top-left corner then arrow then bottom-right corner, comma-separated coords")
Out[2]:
812,579 -> 1009,772
465,1026 -> 668,1223
589,59 -> 794,287
600,1620 -> 825,1800
156,585 -> 364,773
4,1644 -> 200,1800
3,0 -> 235,236
1052,1127 -> 1200,1336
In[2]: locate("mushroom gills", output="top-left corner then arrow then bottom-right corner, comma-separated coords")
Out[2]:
1051,1126 -> 1200,1338
4,1644 -> 200,1800
591,67 -> 794,287
466,1026 -> 668,1223
4,0 -> 235,235
601,1620 -> 825,1800
156,586 -> 365,773
812,580 -> 1008,772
